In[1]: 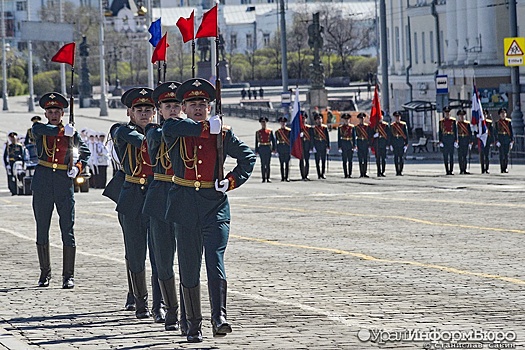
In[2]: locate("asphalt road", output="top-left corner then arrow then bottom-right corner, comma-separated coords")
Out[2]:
0,96 -> 524,349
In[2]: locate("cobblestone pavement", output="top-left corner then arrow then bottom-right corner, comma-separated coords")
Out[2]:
0,97 -> 524,349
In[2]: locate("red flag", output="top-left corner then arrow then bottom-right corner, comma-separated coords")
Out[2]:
176,10 -> 195,43
369,84 -> 381,129
51,42 -> 76,66
151,33 -> 170,63
195,5 -> 217,38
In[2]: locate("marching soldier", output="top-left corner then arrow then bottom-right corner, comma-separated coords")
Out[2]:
143,81 -> 184,332
162,78 -> 256,342
456,109 -> 472,174
372,111 -> 389,177
355,112 -> 372,178
389,111 -> 408,176
113,88 -> 165,322
479,110 -> 494,174
494,107 -> 514,173
25,116 -> 41,146
31,92 -> 90,289
337,113 -> 356,178
255,116 -> 276,182
3,131 -> 25,195
438,106 -> 458,175
102,89 -> 136,312
312,113 -> 330,179
299,116 -> 313,181
275,116 -> 291,182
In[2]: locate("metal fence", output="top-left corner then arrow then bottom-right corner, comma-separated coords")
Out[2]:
222,104 -> 282,122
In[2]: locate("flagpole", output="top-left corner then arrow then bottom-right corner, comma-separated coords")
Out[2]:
214,2 -> 224,181
192,39 -> 195,78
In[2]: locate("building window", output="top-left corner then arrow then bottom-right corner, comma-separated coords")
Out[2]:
440,30 -> 444,62
405,25 -> 410,59
230,34 -> 237,50
263,33 -> 270,47
395,26 -> 400,62
430,31 -> 434,63
16,1 -> 26,11
246,33 -> 253,50
421,32 -> 426,63
414,32 -> 418,64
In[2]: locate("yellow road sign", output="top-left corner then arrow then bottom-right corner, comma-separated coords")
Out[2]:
504,37 -> 525,66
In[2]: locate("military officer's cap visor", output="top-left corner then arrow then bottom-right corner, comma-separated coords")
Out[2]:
278,116 -> 288,122
443,106 -> 451,112
126,88 -> 155,108
39,92 -> 69,110
176,78 -> 216,103
259,116 -> 269,122
153,81 -> 182,104
393,111 -> 401,117
341,113 -> 351,120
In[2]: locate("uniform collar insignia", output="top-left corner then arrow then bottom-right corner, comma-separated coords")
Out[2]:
168,83 -> 177,90
192,80 -> 202,87
139,89 -> 148,95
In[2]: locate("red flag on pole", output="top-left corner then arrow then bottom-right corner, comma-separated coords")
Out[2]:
195,5 -> 218,38
176,10 -> 195,43
51,42 -> 76,66
369,84 -> 381,129
151,33 -> 170,63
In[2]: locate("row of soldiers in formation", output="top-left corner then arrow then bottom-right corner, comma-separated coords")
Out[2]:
255,110 -> 409,179
29,79 -> 256,343
438,106 -> 514,175
254,106 -> 516,180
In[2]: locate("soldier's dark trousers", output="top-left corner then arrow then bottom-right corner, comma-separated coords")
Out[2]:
341,149 -> 353,177
442,145 -> 454,174
393,146 -> 404,175
375,146 -> 387,176
258,147 -> 272,181
33,187 -> 76,246
458,138 -> 470,173
480,142 -> 491,173
300,145 -> 310,179
357,140 -> 369,176
278,150 -> 290,180
6,163 -> 17,195
314,148 -> 327,178
499,141 -> 511,172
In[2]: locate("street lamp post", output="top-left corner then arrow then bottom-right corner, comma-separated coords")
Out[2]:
99,0 -> 108,116
1,0 -> 8,111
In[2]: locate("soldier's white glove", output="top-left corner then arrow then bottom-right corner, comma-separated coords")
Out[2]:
373,132 -> 379,138
338,148 -> 342,153
510,141 -> 514,150
300,132 -> 304,137
496,141 -> 501,147
67,166 -> 79,178
454,142 -> 459,149
209,115 -> 222,135
215,178 -> 229,193
468,144 -> 472,150
64,124 -> 75,137
403,145 -> 408,153
312,147 -> 317,153
353,147 -> 358,153
439,142 -> 444,148
389,145 -> 393,151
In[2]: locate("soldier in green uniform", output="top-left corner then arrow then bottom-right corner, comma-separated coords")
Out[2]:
389,111 -> 408,176
312,114 -> 330,179
25,116 -> 41,146
479,110 -> 494,174
372,111 -> 389,177
355,112 -> 372,178
3,131 -> 25,195
163,78 -> 256,343
255,116 -> 276,182
143,81 -> 185,333
102,89 -> 136,312
494,108 -> 514,173
337,113 -> 356,178
31,92 -> 90,289
275,116 -> 291,182
456,109 -> 473,174
113,88 -> 164,322
438,106 -> 458,175
299,116 -> 313,180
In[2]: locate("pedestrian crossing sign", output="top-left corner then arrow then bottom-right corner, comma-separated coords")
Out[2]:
504,37 -> 525,66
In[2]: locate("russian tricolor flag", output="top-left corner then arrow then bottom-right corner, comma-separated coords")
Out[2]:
290,89 -> 303,159
472,84 -> 488,146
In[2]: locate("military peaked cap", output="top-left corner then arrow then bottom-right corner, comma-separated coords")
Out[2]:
278,116 -> 288,122
153,81 -> 182,104
176,78 -> 216,102
341,113 -> 351,120
392,110 -> 401,117
31,115 -> 42,122
259,116 -> 269,122
125,88 -> 155,108
121,88 -> 136,108
39,92 -> 68,109
443,106 -> 451,112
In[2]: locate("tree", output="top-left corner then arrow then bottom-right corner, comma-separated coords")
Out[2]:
288,12 -> 310,79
